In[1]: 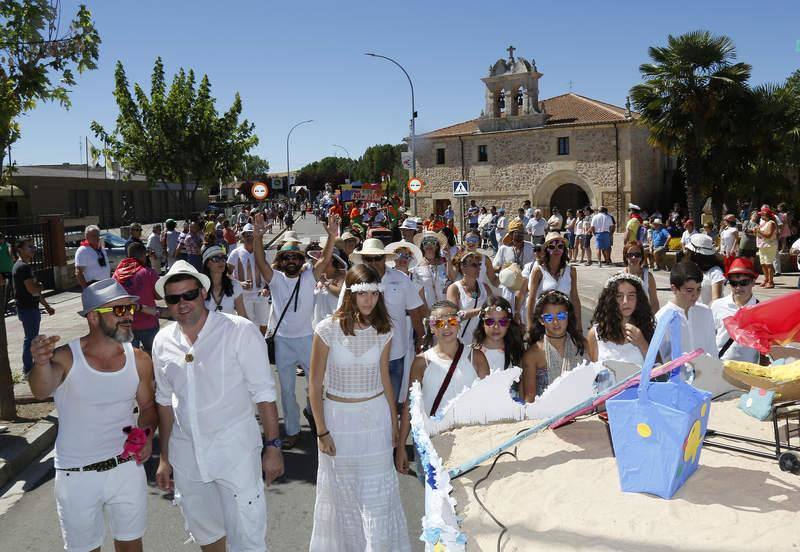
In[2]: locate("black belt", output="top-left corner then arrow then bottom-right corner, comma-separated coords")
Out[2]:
57,454 -> 133,472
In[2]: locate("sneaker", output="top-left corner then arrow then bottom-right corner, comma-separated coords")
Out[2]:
296,366 -> 305,376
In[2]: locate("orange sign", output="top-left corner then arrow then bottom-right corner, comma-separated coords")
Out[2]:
407,177 -> 424,194
251,181 -> 269,200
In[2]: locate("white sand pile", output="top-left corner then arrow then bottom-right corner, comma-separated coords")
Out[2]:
437,399 -> 800,551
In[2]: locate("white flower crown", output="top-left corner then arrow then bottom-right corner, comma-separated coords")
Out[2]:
605,272 -> 644,289
347,282 -> 385,293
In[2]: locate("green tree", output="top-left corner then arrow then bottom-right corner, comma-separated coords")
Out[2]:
0,0 -> 99,420
630,30 -> 751,223
237,153 -> 270,180
295,156 -> 352,194
92,58 -> 258,220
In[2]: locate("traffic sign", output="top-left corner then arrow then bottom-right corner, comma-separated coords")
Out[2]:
401,151 -> 412,170
251,181 -> 269,200
452,180 -> 469,197
407,177 -> 424,194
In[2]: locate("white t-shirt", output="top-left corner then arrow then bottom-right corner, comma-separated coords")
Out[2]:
655,301 -> 718,361
204,280 -> 244,315
269,265 -> 317,338
227,246 -> 265,298
711,294 -> 759,363
495,216 -> 508,241
720,227 -> 738,256
75,244 -> 110,283
382,268 -> 424,360
700,266 -> 726,306
548,214 -> 563,231
681,229 -> 697,248
525,217 -> 547,238
146,233 -> 164,260
493,243 -> 534,270
590,213 -> 613,233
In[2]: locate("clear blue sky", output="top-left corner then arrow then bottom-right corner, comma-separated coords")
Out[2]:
10,0 -> 800,172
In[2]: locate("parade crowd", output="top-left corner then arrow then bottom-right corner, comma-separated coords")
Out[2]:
4,194 -> 799,551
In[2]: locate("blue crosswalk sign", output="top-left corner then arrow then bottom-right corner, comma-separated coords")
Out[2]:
452,180 -> 469,197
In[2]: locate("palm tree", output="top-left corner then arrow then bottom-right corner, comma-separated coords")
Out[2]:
630,30 -> 751,222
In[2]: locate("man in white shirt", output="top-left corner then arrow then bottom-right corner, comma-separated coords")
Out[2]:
75,225 -> 110,288
711,258 -> 760,363
153,262 -> 283,552
494,208 -> 508,247
525,209 -> 547,245
494,220 -> 535,270
227,223 -> 270,332
590,207 -> 615,267
655,261 -> 718,362
547,207 -> 563,231
467,200 -> 480,230
443,204 -> 455,222
29,279 -> 157,552
253,214 -> 338,449
346,238 -> 426,403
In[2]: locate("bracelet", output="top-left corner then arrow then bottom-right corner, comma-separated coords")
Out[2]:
317,431 -> 330,439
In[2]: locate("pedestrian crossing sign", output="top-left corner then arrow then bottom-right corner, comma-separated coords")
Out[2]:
452,180 -> 469,197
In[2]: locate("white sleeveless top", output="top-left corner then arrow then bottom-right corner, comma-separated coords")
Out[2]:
411,262 -> 447,307
54,340 -> 139,469
593,325 -> 645,365
480,346 -> 507,373
313,283 -> 341,328
455,280 -> 487,346
535,265 -> 572,302
315,317 -> 393,399
421,347 -> 479,416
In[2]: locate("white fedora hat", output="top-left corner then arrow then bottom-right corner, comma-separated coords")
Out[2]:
155,260 -> 211,298
350,238 -> 396,263
385,240 -> 423,268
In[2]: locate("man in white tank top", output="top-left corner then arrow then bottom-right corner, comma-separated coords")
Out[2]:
153,261 -> 283,552
28,279 -> 157,552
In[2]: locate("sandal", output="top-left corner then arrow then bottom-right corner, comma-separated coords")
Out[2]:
282,433 -> 301,450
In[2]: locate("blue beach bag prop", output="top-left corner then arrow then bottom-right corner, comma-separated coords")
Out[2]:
606,310 -> 712,499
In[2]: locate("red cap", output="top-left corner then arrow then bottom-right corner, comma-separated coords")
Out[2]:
684,219 -> 694,226
725,257 -> 758,279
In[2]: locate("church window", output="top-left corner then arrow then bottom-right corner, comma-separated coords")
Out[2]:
478,145 -> 488,163
436,148 -> 446,165
557,137 -> 570,156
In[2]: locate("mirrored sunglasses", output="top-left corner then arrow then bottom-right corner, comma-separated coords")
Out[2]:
164,288 -> 202,305
483,317 -> 510,327
546,242 -> 566,251
95,304 -> 138,316
541,311 -> 568,323
430,316 -> 460,329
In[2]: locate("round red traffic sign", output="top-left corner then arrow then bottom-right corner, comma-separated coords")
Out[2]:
407,177 -> 424,194
251,181 -> 269,200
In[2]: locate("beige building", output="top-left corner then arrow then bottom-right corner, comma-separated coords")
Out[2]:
414,47 -> 668,222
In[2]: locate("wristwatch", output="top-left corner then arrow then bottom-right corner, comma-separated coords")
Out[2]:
264,438 -> 283,449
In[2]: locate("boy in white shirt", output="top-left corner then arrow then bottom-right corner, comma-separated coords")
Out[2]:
655,261 -> 718,362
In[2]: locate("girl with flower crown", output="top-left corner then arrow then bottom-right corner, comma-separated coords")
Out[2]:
471,296 -> 525,373
308,264 -> 411,551
586,273 -> 655,365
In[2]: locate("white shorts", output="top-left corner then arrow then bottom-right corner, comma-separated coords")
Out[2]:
173,450 -> 267,551
243,295 -> 270,326
54,459 -> 147,552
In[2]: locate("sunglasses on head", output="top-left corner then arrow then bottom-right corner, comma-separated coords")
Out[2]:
627,252 -> 642,259
484,317 -> 510,327
729,278 -> 753,287
430,316 -> 460,329
547,242 -> 565,251
95,304 -> 138,316
541,311 -> 568,323
164,288 -> 202,305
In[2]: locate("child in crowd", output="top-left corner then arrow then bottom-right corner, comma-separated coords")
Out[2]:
471,296 -> 525,373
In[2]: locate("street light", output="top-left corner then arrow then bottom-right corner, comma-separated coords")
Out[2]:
364,52 -> 417,213
286,119 -> 313,198
332,144 -> 352,183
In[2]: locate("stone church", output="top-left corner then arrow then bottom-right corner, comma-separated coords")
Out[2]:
413,47 -> 668,221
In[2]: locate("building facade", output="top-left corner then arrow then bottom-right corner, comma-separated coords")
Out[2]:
414,48 -> 667,222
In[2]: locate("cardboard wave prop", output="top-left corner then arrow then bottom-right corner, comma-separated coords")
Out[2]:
723,290 -> 800,354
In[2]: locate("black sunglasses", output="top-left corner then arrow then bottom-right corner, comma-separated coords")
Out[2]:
627,252 -> 643,259
729,279 -> 753,288
164,288 -> 202,305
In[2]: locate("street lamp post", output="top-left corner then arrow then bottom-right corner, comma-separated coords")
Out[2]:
286,119 -> 313,199
364,52 -> 417,214
332,143 -> 352,183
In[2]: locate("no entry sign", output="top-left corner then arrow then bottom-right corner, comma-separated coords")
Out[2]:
407,177 -> 424,194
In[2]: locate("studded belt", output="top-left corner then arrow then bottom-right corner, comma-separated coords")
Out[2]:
57,454 -> 133,472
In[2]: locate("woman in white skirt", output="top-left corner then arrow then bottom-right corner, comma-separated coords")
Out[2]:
309,264 -> 410,551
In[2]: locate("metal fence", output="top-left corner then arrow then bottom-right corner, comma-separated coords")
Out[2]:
0,218 -> 55,290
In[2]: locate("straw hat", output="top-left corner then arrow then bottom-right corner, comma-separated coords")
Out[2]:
498,264 -> 526,291
350,238 -> 396,263
280,230 -> 302,245
502,219 -> 526,245
686,233 -> 716,256
413,230 -> 448,250
385,240 -> 423,268
307,247 -> 347,269
335,231 -> 360,248
543,231 -> 566,247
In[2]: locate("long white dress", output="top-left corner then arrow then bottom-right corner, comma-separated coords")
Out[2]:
594,325 -> 646,365
310,318 -> 411,552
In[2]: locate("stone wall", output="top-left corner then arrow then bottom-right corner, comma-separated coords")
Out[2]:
415,121 -> 664,220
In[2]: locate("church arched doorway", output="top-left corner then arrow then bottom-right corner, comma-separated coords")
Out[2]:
550,183 -> 589,214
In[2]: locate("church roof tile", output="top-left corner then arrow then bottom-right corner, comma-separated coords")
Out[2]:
419,93 -> 636,138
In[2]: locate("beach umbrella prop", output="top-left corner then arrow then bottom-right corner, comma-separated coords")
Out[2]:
723,290 -> 800,354
606,310 -> 712,499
